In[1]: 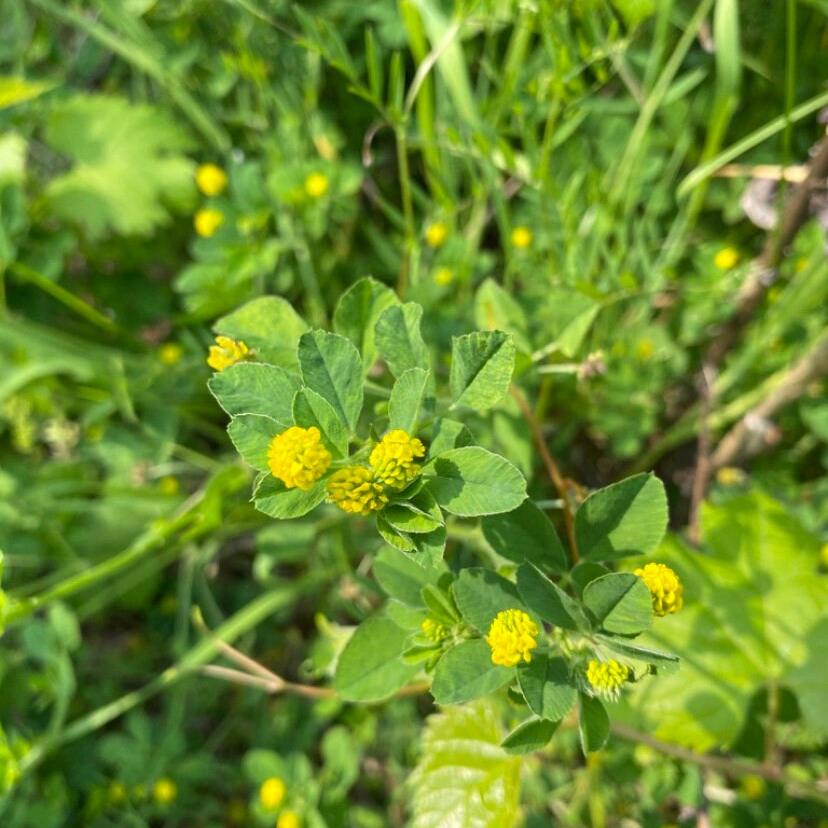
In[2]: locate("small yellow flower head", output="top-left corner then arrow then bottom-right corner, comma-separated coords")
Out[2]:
207,335 -> 250,372
152,777 -> 177,805
486,609 -> 538,667
304,172 -> 329,198
327,465 -> 388,515
194,207 -> 224,238
740,774 -> 766,800
259,776 -> 286,811
195,163 -> 228,197
635,339 -> 654,361
714,247 -> 740,269
369,429 -> 426,490
108,781 -> 127,804
716,466 -> 745,487
158,475 -> 180,496
510,226 -> 533,249
634,562 -> 683,617
278,811 -> 301,828
424,221 -> 448,248
433,266 -> 454,286
268,426 -> 332,490
586,659 -> 629,701
158,342 -> 183,366
421,617 -> 447,642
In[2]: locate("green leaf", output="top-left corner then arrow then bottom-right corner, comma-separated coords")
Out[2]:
575,473 -> 668,561
421,584 -> 460,626
501,718 -> 560,755
43,95 -> 195,238
596,635 -> 679,672
422,447 -> 526,517
227,414 -> 277,473
384,491 -> 444,535
292,388 -> 348,458
388,368 -> 432,433
253,475 -> 327,520
449,331 -> 516,411
334,615 -> 419,702
372,547 -> 446,607
333,276 -> 399,369
215,297 -> 308,370
0,76 -> 56,110
427,417 -> 473,457
516,563 -> 586,631
518,655 -> 577,721
408,525 -> 448,567
579,694 -> 610,753
482,500 -> 568,574
409,701 -> 521,828
431,639 -> 514,704
377,516 -> 416,552
453,568 -> 526,633
374,302 -> 430,378
582,573 -> 653,635
298,330 -> 364,432
474,279 -> 531,353
208,362 -> 299,422
570,562 -> 610,596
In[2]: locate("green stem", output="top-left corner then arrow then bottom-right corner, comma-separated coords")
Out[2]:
395,124 -> 416,296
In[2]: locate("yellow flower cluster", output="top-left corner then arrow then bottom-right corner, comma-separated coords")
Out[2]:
207,335 -> 250,372
259,776 -> 286,810
153,777 -> 177,805
634,562 -> 683,617
714,247 -> 740,269
486,609 -> 538,667
194,207 -> 224,237
424,221 -> 448,248
369,429 -> 425,490
510,226 -> 533,249
305,172 -> 329,198
421,617 -> 447,642
586,658 -> 629,700
278,811 -> 301,828
195,163 -> 228,197
267,426 -> 332,490
327,465 -> 388,515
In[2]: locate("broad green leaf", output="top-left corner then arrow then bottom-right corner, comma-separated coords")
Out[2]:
374,302 -> 429,377
516,563 -> 586,631
556,302 -> 600,357
427,417 -> 473,457
570,562 -> 610,596
422,447 -> 526,517
0,76 -> 56,110
227,414 -> 277,473
372,547 -> 446,607
333,276 -> 399,369
377,516 -> 416,552
292,387 -> 348,458
453,568 -> 526,633
334,615 -> 419,702
474,279 -> 531,353
482,500 -> 568,574
579,694 -> 610,753
43,95 -> 195,238
575,473 -> 668,561
596,635 -> 679,672
408,525 -> 448,567
582,573 -> 653,635
388,368 -> 432,433
208,362 -> 299,422
0,133 -> 25,186
421,584 -> 460,626
215,297 -> 308,370
409,701 -> 521,828
253,475 -> 327,519
431,639 -> 513,704
449,331 -> 515,411
518,655 -> 577,721
384,491 -> 444,535
298,330 -> 364,432
501,718 -> 560,755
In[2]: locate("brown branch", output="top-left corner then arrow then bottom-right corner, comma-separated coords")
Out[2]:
510,385 -> 579,562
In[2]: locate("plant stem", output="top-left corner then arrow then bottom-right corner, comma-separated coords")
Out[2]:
395,124 -> 416,296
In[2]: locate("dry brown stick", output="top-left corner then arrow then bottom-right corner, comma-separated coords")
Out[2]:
510,384 -> 579,562
710,331 -> 828,470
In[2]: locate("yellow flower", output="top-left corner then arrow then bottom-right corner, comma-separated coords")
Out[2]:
158,475 -> 180,496
635,339 -> 654,361
278,811 -> 301,828
716,466 -> 745,486
424,221 -> 448,248
740,774 -> 766,800
207,335 -> 250,372
268,426 -> 332,490
510,226 -> 533,249
327,465 -> 388,515
369,429 -> 425,490
194,207 -> 224,238
195,163 -> 228,197
486,609 -> 538,667
421,617 -> 447,642
586,659 -> 629,700
305,172 -> 329,198
158,342 -> 183,366
714,247 -> 740,269
433,266 -> 454,286
153,777 -> 177,805
634,562 -> 683,617
108,781 -> 127,804
259,776 -> 286,811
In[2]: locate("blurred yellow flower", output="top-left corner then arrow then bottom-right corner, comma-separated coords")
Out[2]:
421,617 -> 447,642
207,335 -> 250,371
158,476 -> 180,496
278,811 -> 301,828
586,658 -> 628,700
433,266 -> 454,286
634,562 -> 683,617
635,339 -> 654,361
195,163 -> 228,197
305,172 -> 329,198
739,774 -> 766,800
268,426 -> 331,490
424,221 -> 448,248
511,226 -> 533,249
194,207 -> 224,237
327,465 -> 387,515
259,776 -> 286,811
158,342 -> 183,366
486,609 -> 538,667
108,781 -> 127,804
714,247 -> 740,269
716,466 -> 745,486
153,777 -> 177,805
